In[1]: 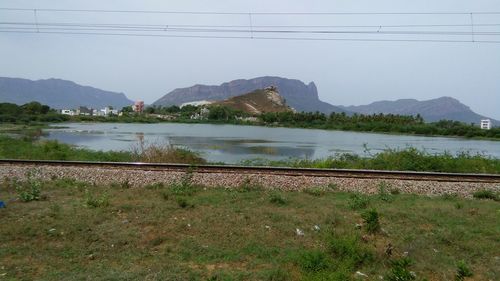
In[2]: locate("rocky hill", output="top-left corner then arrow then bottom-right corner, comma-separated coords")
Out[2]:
153,76 -> 347,114
0,77 -> 133,109
340,97 -> 498,125
214,87 -> 292,114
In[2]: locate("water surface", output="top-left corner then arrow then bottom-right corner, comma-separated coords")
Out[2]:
44,123 -> 500,163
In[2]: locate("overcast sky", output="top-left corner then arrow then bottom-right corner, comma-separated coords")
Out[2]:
1,0 -> 499,119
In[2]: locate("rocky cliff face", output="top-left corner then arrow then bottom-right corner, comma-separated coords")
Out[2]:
153,76 -> 347,114
0,77 -> 133,109
215,87 -> 292,114
340,97 -> 498,125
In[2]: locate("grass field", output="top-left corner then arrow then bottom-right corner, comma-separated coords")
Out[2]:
0,176 -> 498,280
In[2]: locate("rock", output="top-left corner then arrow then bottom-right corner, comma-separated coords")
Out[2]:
313,225 -> 320,231
265,225 -> 271,230
122,219 -> 129,224
296,228 -> 304,236
402,251 -> 409,257
355,271 -> 368,278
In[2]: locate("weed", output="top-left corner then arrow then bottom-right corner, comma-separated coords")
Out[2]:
171,170 -> 197,196
348,193 -> 370,210
265,268 -> 291,281
442,193 -> 458,200
327,234 -> 373,269
304,187 -> 326,197
327,183 -> 339,190
176,197 -> 194,209
455,202 -> 463,209
385,258 -> 416,281
269,192 -> 287,206
297,250 -> 330,272
16,172 -> 42,202
378,182 -> 394,202
472,189 -> 499,201
455,260 -> 473,281
85,191 -> 110,208
48,203 -> 62,218
361,209 -> 381,234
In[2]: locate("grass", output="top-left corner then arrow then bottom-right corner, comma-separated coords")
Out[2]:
0,135 -> 205,164
0,178 -> 499,280
242,147 -> 500,174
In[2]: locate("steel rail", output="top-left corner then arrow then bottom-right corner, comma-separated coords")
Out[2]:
1,159 -> 499,183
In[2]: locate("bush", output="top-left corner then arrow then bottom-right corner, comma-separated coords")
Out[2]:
455,260 -> 473,281
85,191 -> 110,208
472,190 -> 499,201
131,141 -> 206,164
297,250 -> 330,272
16,172 -> 42,202
327,234 -> 373,269
348,193 -> 370,210
361,209 -> 381,234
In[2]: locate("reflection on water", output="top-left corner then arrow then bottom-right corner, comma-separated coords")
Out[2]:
43,123 -> 500,164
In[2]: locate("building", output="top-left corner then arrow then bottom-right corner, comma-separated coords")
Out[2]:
480,119 -> 492,130
100,107 -> 119,116
76,106 -> 93,116
133,100 -> 144,113
60,109 -> 75,116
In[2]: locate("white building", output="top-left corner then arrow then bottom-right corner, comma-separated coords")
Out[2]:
60,109 -> 75,116
480,119 -> 492,130
100,107 -> 119,116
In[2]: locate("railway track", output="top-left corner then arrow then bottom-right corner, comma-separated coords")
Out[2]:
1,159 -> 499,183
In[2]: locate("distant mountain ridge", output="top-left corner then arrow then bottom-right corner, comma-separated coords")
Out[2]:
153,76 -> 348,114
340,97 -> 499,125
0,77 -> 133,109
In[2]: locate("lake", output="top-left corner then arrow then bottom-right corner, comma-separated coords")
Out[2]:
44,123 -> 500,163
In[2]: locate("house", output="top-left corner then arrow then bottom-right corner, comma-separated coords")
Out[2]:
480,119 -> 492,130
76,106 -> 93,116
60,109 -> 75,116
100,107 -> 119,116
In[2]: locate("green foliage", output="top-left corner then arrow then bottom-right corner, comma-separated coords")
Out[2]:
84,190 -> 110,208
455,260 -> 473,281
385,258 -> 416,281
304,187 -> 326,197
269,192 -> 287,206
264,268 -> 291,281
361,209 -> 381,233
176,197 -> 194,209
0,102 -> 69,124
327,234 -> 373,270
297,250 -> 330,272
16,171 -> 42,202
348,193 -> 370,210
378,182 -> 394,202
245,147 -> 500,174
472,189 -> 499,201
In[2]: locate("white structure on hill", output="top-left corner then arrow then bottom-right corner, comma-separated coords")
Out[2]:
480,119 -> 492,130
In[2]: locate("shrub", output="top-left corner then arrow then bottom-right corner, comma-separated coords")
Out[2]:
348,193 -> 369,210
171,170 -> 197,196
16,173 -> 42,202
361,209 -> 381,234
297,250 -> 330,272
378,182 -> 394,202
385,258 -> 416,281
131,141 -> 206,164
265,268 -> 291,281
472,189 -> 499,201
455,260 -> 473,281
85,191 -> 110,208
269,192 -> 287,205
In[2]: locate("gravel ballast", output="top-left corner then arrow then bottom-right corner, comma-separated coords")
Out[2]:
1,164 -> 499,198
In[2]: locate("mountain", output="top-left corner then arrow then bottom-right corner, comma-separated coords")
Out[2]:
340,97 -> 499,125
0,77 -> 133,109
153,76 -> 347,114
213,87 -> 292,114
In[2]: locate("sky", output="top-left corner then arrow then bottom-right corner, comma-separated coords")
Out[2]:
1,0 -> 499,119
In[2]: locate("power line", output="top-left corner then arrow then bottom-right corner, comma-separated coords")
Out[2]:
1,7 -> 500,15
1,30 -> 499,43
